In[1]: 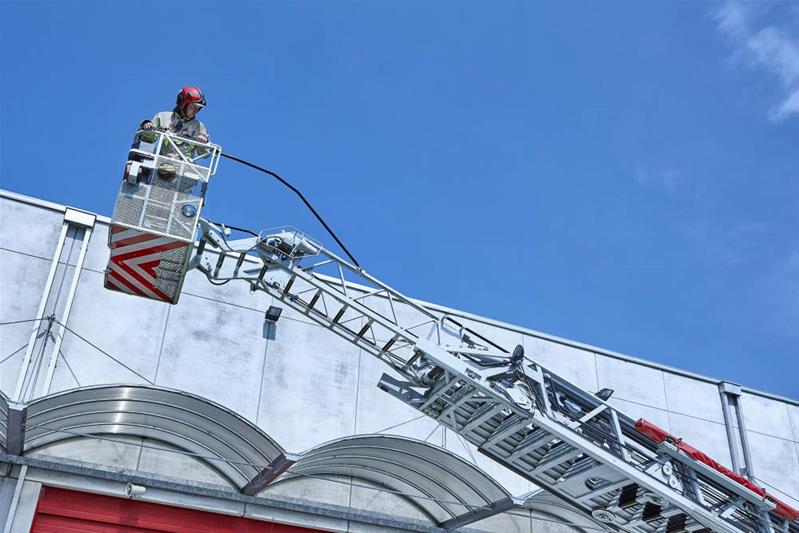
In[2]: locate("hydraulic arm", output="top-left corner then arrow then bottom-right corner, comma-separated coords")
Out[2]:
190,220 -> 797,533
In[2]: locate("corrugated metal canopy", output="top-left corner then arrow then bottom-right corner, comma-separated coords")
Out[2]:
284,434 -> 513,524
22,385 -> 285,490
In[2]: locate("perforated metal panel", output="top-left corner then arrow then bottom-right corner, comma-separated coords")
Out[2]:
112,160 -> 204,243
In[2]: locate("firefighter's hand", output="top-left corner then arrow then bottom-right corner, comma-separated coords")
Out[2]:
197,133 -> 209,143
140,120 -> 155,131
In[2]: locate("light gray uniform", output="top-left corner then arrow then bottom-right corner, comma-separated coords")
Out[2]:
140,111 -> 210,159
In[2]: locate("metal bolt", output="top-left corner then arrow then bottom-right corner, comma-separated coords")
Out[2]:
591,509 -> 616,524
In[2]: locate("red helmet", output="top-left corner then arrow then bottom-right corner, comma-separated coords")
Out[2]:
176,86 -> 206,112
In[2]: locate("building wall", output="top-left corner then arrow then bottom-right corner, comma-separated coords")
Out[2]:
0,189 -> 797,531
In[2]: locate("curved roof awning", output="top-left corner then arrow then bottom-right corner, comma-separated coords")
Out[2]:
19,385 -> 288,491
1,386 -> 523,528
283,434 -> 517,528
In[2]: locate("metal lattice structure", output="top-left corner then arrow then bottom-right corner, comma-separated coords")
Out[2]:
189,221 -> 798,533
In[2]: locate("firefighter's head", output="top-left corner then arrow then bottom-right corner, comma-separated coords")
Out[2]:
176,86 -> 206,119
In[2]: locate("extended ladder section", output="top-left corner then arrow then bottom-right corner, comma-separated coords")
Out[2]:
192,221 -> 797,533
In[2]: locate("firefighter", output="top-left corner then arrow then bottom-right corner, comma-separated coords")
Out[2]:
139,86 -> 210,160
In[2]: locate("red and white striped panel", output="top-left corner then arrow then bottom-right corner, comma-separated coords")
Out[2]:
104,225 -> 189,304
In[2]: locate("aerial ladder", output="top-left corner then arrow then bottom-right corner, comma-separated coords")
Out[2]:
106,130 -> 799,533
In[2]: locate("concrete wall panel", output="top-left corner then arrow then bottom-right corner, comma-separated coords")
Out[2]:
345,521 -> 416,533
596,356 -> 668,410
155,293 -> 268,421
443,428 -> 534,496
354,357 -> 441,440
256,317 -> 360,452
608,397 -> 671,431
8,480 -> 41,533
0,476 -> 17,526
744,431 -> 799,508
245,501 -> 350,532
741,392 -> 794,441
472,510 -> 532,533
263,475 -> 351,508
668,413 -> 732,468
30,436 -> 144,471
531,511 -> 582,533
0,250 -> 52,394
135,440 -> 231,487
179,267 -> 272,312
138,486 -> 246,516
80,221 -> 109,273
787,404 -> 799,442
522,335 -> 598,392
664,373 -> 724,424
0,196 -> 62,259
348,479 -> 430,522
53,269 -> 170,389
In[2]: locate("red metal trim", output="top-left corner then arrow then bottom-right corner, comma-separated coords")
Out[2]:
31,486 -> 323,533
635,419 -> 799,521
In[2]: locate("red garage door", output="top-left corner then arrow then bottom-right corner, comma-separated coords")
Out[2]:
31,487 -> 323,533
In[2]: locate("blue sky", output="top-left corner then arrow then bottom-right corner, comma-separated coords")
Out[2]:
1,2 -> 797,397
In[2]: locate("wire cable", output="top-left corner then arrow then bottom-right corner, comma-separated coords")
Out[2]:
0,317 -> 47,326
53,319 -> 155,385
220,152 -> 361,268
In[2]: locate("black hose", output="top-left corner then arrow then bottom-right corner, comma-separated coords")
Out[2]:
220,152 -> 361,268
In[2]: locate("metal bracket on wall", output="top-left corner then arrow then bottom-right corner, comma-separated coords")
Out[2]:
12,208 -> 96,402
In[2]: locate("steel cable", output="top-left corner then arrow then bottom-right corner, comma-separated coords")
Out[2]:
220,152 -> 361,268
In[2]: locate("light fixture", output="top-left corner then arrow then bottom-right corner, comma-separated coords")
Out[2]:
182,204 -> 197,218
125,482 -> 146,498
594,388 -> 614,401
265,306 -> 282,322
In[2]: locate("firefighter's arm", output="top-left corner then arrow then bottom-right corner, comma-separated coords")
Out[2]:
196,123 -> 209,144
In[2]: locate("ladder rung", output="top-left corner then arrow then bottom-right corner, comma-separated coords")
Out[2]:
235,252 -> 246,269
332,305 -> 348,324
437,388 -> 479,421
381,336 -> 397,353
530,447 -> 582,476
576,479 -> 630,502
461,404 -> 502,433
356,320 -> 372,338
256,265 -> 268,283
507,430 -> 556,461
419,375 -> 459,411
283,274 -> 296,295
480,414 -> 529,448
308,289 -> 322,309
